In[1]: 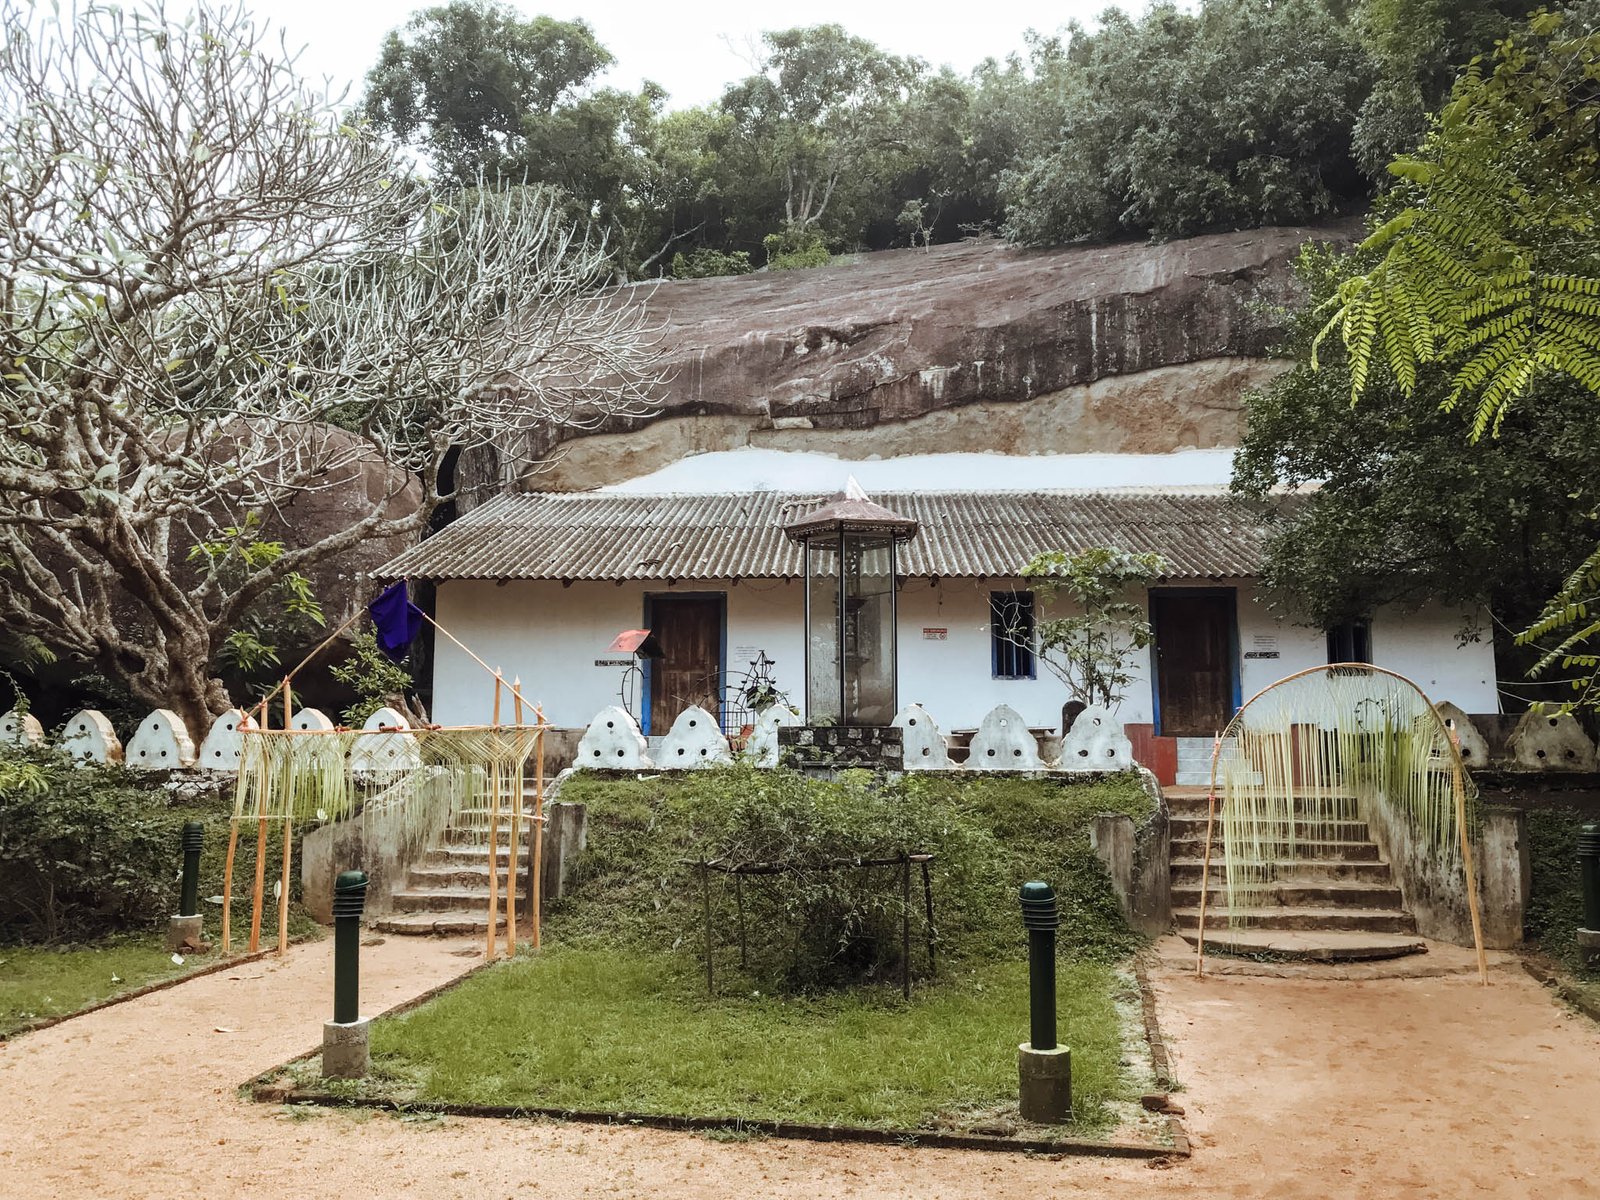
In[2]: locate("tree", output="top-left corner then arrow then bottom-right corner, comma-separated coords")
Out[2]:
364,1 -> 613,185
1001,0 -> 1374,245
717,25 -> 923,248
1232,243 -> 1600,702
1351,0 -> 1537,176
1292,10 -> 1600,703
1011,547 -> 1167,710
0,2 -> 661,736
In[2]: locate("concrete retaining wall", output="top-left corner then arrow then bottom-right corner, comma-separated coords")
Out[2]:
1090,770 -> 1171,935
1362,794 -> 1526,950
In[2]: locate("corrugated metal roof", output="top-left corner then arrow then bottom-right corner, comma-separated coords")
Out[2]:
375,489 -> 1268,582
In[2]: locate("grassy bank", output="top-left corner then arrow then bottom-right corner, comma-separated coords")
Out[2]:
364,769 -> 1157,1137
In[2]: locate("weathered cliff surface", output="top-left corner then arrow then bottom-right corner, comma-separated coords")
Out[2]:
525,222 -> 1349,491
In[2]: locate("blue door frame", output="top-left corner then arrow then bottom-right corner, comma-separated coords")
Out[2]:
1148,587 -> 1242,738
641,591 -> 728,735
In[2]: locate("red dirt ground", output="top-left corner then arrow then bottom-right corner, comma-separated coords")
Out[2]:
2,935 -> 1597,1199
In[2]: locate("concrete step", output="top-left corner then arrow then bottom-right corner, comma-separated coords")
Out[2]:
1180,929 -> 1429,962
443,825 -> 532,846
407,865 -> 527,891
372,910 -> 506,937
1170,837 -> 1381,862
1170,858 -> 1395,885
1171,880 -> 1405,909
1168,815 -> 1372,841
423,846 -> 523,868
1173,906 -> 1417,934
1163,793 -> 1362,819
392,887 -> 523,914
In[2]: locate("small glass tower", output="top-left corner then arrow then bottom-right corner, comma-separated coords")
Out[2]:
783,482 -> 919,727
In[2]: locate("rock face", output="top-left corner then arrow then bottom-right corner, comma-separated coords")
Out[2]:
506,223 -> 1350,492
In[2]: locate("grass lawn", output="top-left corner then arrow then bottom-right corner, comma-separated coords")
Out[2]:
1,932 -> 204,1036
368,947 -> 1139,1135
356,769 -> 1160,1140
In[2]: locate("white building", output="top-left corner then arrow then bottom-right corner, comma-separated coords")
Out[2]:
377,462 -> 1496,786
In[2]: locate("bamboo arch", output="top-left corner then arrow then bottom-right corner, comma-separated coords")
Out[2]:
1194,663 -> 1487,983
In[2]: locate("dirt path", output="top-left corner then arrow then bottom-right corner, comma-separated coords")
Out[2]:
3,936 -> 1598,1199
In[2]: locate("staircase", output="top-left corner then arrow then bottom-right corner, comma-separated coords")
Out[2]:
1166,787 -> 1427,961
372,803 -> 535,937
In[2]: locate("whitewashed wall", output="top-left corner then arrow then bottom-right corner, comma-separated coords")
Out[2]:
432,579 -> 805,729
430,577 -> 1499,730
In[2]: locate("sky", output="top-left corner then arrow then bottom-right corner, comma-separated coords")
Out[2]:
242,0 -> 1164,111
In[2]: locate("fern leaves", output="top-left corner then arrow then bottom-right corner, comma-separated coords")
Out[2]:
1318,21 -> 1600,435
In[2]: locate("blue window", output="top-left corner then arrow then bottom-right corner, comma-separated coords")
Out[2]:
991,591 -> 1036,680
1326,619 -> 1371,664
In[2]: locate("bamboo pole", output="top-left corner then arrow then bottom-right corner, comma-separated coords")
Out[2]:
248,817 -> 267,953
486,671 -> 503,959
532,705 -> 545,951
221,818 -> 239,953
1194,732 -> 1223,978
1445,728 -> 1490,985
506,678 -> 523,955
422,611 -> 536,715
248,696 -> 270,953
278,681 -> 292,954
278,817 -> 292,955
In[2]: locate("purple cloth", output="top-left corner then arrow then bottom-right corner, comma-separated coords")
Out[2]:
369,580 -> 424,663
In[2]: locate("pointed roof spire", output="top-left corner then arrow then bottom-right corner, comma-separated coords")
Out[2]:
781,479 -> 919,543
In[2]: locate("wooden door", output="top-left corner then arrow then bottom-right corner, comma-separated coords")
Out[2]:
647,596 -> 723,733
1152,592 -> 1236,737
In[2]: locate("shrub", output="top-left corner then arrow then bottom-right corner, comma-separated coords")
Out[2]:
0,748 -> 188,943
554,767 -> 1151,992
762,228 -> 831,271
669,248 -> 753,279
0,746 -> 311,946
1525,806 -> 1596,977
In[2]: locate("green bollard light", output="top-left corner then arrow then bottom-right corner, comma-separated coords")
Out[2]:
1016,880 -> 1070,1122
332,870 -> 368,1025
178,821 -> 204,918
324,870 -> 371,1079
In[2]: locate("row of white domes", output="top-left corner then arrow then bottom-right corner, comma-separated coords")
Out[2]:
0,705 -> 413,771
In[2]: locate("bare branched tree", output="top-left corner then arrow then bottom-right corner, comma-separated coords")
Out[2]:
0,2 -> 661,733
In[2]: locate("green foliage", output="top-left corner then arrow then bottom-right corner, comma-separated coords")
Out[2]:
364,1 -> 614,185
1018,547 -> 1166,709
1351,0 -> 1535,176
369,769 -> 1154,1133
1306,9 -> 1600,703
1319,12 -> 1600,433
188,517 -> 325,679
328,631 -> 414,726
1524,806 -> 1597,977
553,767 -> 1152,993
668,247 -> 752,279
760,228 -> 831,271
1233,240 -> 1600,666
1001,1 -> 1373,245
0,749 -> 186,943
0,747 -> 313,946
356,1 -> 1583,268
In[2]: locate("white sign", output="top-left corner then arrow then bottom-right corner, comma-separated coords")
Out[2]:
922,627 -> 948,640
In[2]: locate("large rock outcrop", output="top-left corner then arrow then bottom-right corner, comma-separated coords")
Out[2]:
514,222 -> 1349,492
